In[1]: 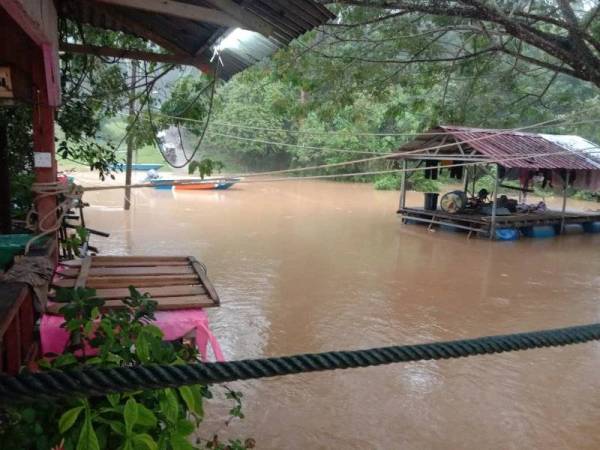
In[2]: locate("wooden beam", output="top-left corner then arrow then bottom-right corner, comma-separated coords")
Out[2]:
96,0 -> 243,29
202,0 -> 273,36
59,43 -> 213,72
79,0 -> 188,55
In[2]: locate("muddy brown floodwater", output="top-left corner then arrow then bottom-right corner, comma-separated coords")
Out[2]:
78,171 -> 600,449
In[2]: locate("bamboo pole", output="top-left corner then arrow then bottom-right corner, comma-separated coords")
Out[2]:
489,164 -> 499,240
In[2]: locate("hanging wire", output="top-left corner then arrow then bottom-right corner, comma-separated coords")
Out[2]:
146,65 -> 218,169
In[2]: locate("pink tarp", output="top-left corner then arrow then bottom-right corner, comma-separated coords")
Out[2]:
41,309 -> 224,362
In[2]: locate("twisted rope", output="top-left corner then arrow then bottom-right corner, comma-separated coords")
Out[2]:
25,182 -> 84,253
2,322 -> 600,404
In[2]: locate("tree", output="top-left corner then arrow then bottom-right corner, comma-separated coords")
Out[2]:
320,1 -> 600,88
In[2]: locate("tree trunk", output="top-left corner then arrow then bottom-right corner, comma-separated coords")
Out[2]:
0,119 -> 11,233
124,61 -> 137,210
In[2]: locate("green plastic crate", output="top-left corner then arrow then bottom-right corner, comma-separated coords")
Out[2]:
0,234 -> 41,270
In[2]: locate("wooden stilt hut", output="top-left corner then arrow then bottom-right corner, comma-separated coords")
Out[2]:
392,126 -> 600,239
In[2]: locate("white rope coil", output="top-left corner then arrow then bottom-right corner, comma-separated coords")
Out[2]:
25,182 -> 84,254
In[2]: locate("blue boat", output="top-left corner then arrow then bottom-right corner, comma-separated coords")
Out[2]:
114,163 -> 163,171
150,177 -> 239,190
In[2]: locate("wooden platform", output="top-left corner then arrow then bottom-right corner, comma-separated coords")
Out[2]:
398,207 -> 600,236
49,256 -> 220,312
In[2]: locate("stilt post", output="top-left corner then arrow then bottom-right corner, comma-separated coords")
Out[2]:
560,176 -> 568,234
489,164 -> 499,240
399,159 -> 407,211
124,61 -> 137,210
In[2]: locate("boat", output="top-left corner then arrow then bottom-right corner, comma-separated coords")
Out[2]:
114,163 -> 163,171
151,178 -> 239,190
174,178 -> 240,191
150,178 -> 201,190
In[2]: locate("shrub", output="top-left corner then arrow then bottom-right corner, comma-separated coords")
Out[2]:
374,174 -> 400,190
1,287 -> 251,450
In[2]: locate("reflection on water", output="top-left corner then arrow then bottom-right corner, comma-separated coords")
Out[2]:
79,172 -> 600,449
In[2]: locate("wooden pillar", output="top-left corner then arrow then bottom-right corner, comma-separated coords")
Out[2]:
124,61 -> 137,210
32,47 -> 57,247
489,164 -> 499,240
399,159 -> 407,211
560,177 -> 568,234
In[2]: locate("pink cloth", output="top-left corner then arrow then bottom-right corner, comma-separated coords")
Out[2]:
40,309 -> 224,362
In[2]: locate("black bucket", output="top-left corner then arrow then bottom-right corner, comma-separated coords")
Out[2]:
424,193 -> 439,211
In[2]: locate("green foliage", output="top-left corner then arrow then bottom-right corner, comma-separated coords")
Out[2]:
188,159 -> 225,180
62,226 -> 90,259
374,175 -> 400,191
0,105 -> 34,221
57,141 -> 121,181
1,287 -> 252,449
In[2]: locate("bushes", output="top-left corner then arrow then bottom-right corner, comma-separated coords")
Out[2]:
374,175 -> 400,191
1,288 -> 252,450
374,171 -> 441,192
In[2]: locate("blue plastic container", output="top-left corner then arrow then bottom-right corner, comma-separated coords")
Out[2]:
583,221 -> 600,233
495,228 -> 519,241
522,225 -> 556,238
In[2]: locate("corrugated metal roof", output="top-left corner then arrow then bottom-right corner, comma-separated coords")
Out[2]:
56,0 -> 334,80
392,125 -> 600,171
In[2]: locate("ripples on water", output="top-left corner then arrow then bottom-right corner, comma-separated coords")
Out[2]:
80,172 -> 600,449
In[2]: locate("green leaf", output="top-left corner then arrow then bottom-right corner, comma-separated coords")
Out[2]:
136,403 -> 157,428
159,389 -> 179,424
106,393 -> 120,408
53,353 -> 78,368
76,417 -> 100,450
170,434 -> 195,450
132,434 -> 158,450
59,406 -> 84,434
178,386 -> 203,418
174,419 -> 195,436
108,420 -> 125,436
124,398 -> 139,434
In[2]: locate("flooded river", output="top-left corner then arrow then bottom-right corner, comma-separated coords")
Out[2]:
79,172 -> 600,449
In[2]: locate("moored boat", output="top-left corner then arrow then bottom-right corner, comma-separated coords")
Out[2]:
174,178 -> 239,191
151,178 -> 239,190
114,163 -> 163,171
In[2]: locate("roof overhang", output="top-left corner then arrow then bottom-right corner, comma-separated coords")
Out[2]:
56,0 -> 334,79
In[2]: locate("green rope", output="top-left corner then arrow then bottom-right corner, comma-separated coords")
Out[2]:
2,322 -> 600,404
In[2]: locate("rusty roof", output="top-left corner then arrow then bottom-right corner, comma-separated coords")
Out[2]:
392,125 -> 600,171
56,0 -> 334,80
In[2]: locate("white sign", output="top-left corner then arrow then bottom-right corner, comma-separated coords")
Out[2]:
34,152 -> 53,168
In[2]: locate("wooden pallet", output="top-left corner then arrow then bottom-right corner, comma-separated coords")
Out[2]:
48,256 -> 220,313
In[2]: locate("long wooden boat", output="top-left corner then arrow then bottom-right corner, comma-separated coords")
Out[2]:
114,163 -> 163,171
151,178 -> 239,190
150,178 -> 202,190
174,178 -> 239,191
